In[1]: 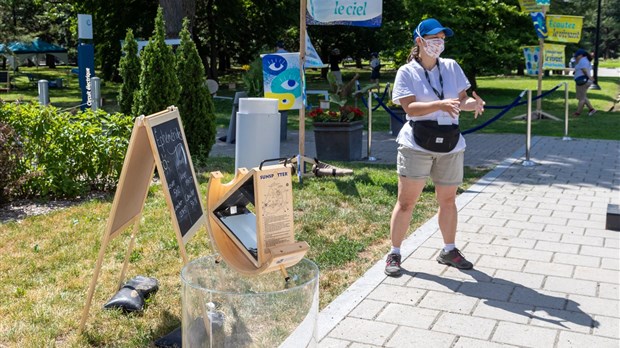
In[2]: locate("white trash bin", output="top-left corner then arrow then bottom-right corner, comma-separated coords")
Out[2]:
235,98 -> 280,171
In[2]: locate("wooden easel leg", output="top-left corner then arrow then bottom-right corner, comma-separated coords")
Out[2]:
117,221 -> 140,290
279,265 -> 290,282
78,234 -> 111,333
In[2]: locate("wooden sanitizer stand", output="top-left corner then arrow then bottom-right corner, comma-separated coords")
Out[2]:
79,106 -> 206,332
206,160 -> 309,278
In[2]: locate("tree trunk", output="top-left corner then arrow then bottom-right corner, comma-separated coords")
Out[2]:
206,0 -> 218,80
159,0 -> 196,38
46,54 -> 56,68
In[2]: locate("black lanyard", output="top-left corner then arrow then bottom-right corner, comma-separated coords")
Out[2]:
423,59 -> 444,100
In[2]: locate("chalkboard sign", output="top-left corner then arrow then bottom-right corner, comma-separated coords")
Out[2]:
145,107 -> 206,243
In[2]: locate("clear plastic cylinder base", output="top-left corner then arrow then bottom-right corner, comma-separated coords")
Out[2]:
181,256 -> 319,348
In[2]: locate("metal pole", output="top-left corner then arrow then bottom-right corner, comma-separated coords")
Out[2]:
38,80 -> 49,105
91,77 -> 101,111
522,89 -> 536,167
563,82 -> 572,141
367,90 -> 376,161
590,0 -> 602,90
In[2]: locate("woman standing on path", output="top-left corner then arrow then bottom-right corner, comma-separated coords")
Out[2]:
384,18 -> 486,277
572,49 -> 597,117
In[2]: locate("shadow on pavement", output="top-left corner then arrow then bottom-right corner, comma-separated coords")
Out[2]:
401,268 -> 599,329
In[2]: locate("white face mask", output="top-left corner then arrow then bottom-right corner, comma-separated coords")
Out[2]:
422,38 -> 445,59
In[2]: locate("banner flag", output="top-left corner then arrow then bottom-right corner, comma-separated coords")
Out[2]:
305,31 -> 326,68
261,52 -> 303,110
543,44 -> 566,70
518,0 -> 544,13
523,44 -> 565,75
307,0 -> 382,27
545,15 -> 583,43
530,12 -> 548,39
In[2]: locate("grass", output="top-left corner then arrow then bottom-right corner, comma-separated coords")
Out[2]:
3,66 -> 619,140
598,58 -> 620,69
0,156 -> 487,346
0,64 -> 618,346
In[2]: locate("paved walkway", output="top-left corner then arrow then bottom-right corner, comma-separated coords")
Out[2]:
209,131 -> 620,347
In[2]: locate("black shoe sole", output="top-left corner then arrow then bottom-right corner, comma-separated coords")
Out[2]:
436,258 -> 474,270
384,269 -> 402,277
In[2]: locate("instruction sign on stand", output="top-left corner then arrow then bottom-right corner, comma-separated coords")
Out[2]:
79,106 -> 205,331
206,162 -> 309,276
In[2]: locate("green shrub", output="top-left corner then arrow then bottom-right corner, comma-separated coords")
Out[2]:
0,121 -> 23,203
0,102 -> 133,199
176,18 -> 216,161
242,57 -> 264,97
118,29 -> 141,116
133,7 -> 180,116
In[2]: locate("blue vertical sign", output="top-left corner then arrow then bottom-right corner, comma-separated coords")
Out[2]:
78,44 -> 95,110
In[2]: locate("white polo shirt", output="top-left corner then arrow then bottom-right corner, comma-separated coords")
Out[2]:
392,58 -> 471,154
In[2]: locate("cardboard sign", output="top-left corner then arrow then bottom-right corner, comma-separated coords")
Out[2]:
207,164 -> 308,275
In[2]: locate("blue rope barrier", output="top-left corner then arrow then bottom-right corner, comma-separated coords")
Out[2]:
364,83 -> 562,134
359,83 -> 390,111
461,92 -> 524,135
486,84 -> 561,109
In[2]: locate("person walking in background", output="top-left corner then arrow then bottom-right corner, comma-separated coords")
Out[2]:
384,18 -> 486,277
275,40 -> 287,53
572,48 -> 597,117
329,48 -> 343,85
370,52 -> 381,86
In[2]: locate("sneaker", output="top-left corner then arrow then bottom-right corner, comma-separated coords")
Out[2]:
384,253 -> 402,277
572,112 -> 580,117
436,248 -> 473,270
588,109 -> 597,116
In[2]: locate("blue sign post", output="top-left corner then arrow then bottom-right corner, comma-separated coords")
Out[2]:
77,44 -> 95,110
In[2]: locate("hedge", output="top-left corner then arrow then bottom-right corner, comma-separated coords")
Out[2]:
0,101 -> 133,199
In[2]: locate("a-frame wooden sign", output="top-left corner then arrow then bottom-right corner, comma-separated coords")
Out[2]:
79,106 -> 205,332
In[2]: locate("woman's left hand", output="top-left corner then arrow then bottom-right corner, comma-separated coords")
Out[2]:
472,91 -> 485,119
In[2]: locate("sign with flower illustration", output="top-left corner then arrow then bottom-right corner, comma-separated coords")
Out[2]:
307,105 -> 364,123
261,52 -> 302,110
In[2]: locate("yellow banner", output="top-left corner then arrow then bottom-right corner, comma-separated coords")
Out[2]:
545,15 -> 583,43
519,0 -> 544,13
523,44 -> 566,74
543,44 -> 566,70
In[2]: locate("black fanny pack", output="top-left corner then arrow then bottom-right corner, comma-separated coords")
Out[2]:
410,120 -> 460,153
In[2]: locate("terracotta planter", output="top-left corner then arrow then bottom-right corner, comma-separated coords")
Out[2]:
388,107 -> 407,135
313,120 -> 363,161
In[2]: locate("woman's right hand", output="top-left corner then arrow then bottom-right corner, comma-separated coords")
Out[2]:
437,98 -> 461,118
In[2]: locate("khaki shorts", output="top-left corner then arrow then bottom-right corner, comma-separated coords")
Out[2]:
396,145 -> 464,186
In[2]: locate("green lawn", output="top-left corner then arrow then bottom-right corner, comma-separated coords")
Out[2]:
1,65 -> 618,346
4,66 -> 619,141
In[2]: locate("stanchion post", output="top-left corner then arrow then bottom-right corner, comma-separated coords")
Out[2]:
563,82 -> 572,141
38,80 -> 49,105
522,89 -> 536,167
367,90 -> 376,161
91,77 -> 101,111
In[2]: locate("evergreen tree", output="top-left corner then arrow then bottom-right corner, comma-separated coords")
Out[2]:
133,7 -> 180,116
118,29 -> 141,115
176,18 -> 216,160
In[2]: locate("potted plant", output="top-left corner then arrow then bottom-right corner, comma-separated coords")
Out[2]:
308,105 -> 364,161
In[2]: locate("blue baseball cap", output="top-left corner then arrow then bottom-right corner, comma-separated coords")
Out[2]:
574,49 -> 588,58
413,18 -> 454,41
